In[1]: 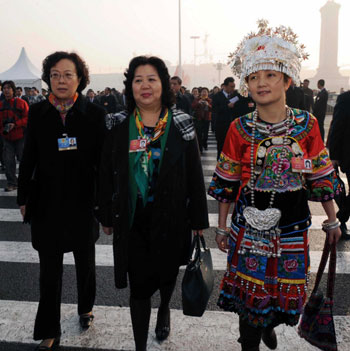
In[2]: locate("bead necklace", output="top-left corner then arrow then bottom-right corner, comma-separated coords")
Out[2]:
238,107 -> 292,258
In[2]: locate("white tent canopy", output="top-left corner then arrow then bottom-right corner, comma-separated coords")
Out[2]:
0,47 -> 42,90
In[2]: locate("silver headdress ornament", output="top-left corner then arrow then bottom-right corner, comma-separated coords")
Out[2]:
229,19 -> 309,96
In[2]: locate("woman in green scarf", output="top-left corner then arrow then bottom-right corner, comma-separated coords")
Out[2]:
98,56 -> 209,351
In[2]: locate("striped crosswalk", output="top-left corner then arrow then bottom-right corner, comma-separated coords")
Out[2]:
1,130 -> 350,350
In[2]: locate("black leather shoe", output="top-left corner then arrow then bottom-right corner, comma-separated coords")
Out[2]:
79,313 -> 94,329
155,308 -> 170,341
35,337 -> 60,350
262,327 -> 277,350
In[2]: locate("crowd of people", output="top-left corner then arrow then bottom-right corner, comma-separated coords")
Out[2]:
0,19 -> 349,351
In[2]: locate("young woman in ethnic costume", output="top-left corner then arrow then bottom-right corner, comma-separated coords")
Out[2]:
208,20 -> 341,351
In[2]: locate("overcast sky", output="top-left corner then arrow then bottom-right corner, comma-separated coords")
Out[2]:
0,0 -> 349,74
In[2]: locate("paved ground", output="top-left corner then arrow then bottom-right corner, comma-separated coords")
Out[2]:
1,115 -> 349,350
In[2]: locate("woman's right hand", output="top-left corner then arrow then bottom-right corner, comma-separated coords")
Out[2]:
215,228 -> 230,253
102,226 -> 113,235
20,205 -> 26,219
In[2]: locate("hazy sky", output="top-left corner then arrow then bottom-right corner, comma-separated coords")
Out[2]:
0,0 -> 349,74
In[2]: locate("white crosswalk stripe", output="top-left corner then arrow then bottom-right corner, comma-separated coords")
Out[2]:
0,208 -> 335,229
1,300 -> 350,350
1,128 -> 350,350
1,241 -> 350,274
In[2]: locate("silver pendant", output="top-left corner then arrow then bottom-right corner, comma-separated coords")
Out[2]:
243,207 -> 281,230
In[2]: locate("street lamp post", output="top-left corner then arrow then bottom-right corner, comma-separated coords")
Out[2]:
190,35 -> 200,87
178,0 -> 182,79
214,62 -> 224,85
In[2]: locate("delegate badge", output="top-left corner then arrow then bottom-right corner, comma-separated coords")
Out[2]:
129,138 -> 147,153
291,157 -> 312,173
303,158 -> 313,173
58,136 -> 77,151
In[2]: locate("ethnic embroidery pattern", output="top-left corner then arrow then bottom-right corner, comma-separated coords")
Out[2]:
255,137 -> 304,193
215,152 -> 242,181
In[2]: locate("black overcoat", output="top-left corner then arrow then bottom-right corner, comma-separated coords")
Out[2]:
98,111 -> 209,289
313,88 -> 328,120
329,91 -> 350,173
17,95 -> 106,252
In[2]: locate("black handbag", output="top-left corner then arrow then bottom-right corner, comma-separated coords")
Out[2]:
182,234 -> 214,317
298,238 -> 338,351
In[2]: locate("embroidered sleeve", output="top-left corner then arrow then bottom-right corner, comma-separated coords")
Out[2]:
208,122 -> 242,202
306,170 -> 342,202
304,117 -> 341,201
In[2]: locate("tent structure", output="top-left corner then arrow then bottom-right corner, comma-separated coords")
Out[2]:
0,47 -> 42,90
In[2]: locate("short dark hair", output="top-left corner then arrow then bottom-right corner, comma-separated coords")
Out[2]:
105,87 -> 111,92
318,79 -> 325,87
2,80 -> 16,94
42,51 -> 89,93
16,87 -> 23,92
303,79 -> 310,83
124,56 -> 175,114
223,77 -> 234,86
170,76 -> 182,85
201,87 -> 209,93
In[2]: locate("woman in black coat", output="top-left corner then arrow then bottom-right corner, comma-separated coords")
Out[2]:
329,91 -> 350,239
17,51 -> 106,350
98,56 -> 209,351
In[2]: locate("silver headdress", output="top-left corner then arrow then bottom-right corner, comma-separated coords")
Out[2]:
229,19 -> 309,96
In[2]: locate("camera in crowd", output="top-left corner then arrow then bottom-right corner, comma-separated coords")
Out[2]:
3,118 -> 15,135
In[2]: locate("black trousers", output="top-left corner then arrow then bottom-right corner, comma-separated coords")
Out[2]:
33,246 -> 96,340
194,120 -> 210,152
215,122 -> 231,160
316,114 -> 326,142
239,316 -> 262,350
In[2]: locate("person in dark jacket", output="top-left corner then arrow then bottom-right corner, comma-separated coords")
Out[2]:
285,82 -> 305,110
170,76 -> 191,114
192,87 -> 212,152
313,79 -> 328,141
213,77 -> 253,160
302,79 -> 314,112
99,87 -> 122,113
98,56 -> 209,351
329,91 -> 350,240
212,77 -> 235,159
17,51 -> 106,351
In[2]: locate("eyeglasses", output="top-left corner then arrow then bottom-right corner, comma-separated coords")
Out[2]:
50,72 -> 77,81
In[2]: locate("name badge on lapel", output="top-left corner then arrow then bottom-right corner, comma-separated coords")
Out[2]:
129,139 -> 147,153
58,134 -> 77,151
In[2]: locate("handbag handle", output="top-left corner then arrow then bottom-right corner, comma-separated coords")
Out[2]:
312,236 -> 337,299
189,235 -> 208,263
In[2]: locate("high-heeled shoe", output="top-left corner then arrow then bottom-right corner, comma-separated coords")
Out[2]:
155,308 -> 170,341
35,337 -> 60,350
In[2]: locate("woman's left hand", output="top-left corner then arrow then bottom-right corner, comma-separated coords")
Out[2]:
328,227 -> 341,244
193,230 -> 203,236
20,205 -> 26,218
